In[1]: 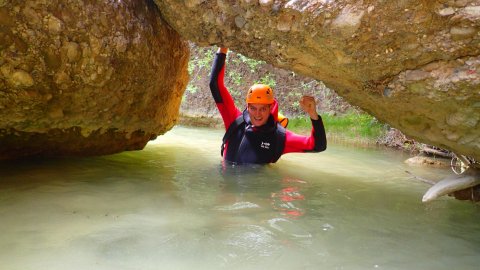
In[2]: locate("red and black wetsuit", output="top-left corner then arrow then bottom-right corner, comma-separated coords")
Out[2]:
210,52 -> 327,164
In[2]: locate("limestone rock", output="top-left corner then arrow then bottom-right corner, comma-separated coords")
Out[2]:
0,0 -> 189,160
154,0 -> 480,160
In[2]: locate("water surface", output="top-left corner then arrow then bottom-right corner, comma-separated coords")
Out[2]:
0,126 -> 479,270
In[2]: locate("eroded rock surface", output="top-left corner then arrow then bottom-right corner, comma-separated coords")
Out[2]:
0,0 -> 189,159
155,0 -> 480,160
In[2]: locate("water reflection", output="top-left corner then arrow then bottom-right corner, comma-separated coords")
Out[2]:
271,178 -> 307,218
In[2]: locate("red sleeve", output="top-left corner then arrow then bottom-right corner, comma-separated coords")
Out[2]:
283,116 -> 327,154
209,53 -> 241,130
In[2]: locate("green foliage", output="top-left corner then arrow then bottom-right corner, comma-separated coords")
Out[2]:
288,113 -> 388,141
186,84 -> 198,94
228,70 -> 243,86
258,74 -> 277,88
188,48 -> 214,78
236,53 -> 265,73
292,101 -> 300,109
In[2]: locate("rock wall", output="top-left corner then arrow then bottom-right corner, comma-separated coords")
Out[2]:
154,0 -> 480,160
0,0 -> 189,159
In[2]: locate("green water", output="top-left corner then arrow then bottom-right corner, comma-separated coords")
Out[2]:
0,126 -> 479,270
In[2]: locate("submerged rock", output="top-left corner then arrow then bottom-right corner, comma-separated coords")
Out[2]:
405,155 -> 450,167
154,0 -> 480,160
0,0 -> 189,159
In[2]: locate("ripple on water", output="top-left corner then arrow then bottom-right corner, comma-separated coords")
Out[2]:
268,218 -> 312,239
214,201 -> 261,211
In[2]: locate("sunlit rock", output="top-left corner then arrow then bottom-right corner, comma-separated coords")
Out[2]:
154,0 -> 480,160
0,0 -> 189,160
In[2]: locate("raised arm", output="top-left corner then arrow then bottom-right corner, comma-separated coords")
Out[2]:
209,47 -> 241,129
283,96 -> 327,153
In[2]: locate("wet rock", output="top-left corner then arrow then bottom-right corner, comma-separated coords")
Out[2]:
0,0 -> 189,160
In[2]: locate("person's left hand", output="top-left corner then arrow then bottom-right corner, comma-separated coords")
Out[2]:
299,95 -> 319,120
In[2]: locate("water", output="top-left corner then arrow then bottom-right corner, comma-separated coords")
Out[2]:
0,126 -> 479,270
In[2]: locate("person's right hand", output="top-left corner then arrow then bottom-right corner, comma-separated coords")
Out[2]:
218,47 -> 228,54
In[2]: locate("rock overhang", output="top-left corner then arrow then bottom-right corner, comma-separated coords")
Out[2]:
154,0 -> 480,160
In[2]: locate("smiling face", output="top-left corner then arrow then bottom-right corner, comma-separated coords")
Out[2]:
247,103 -> 271,127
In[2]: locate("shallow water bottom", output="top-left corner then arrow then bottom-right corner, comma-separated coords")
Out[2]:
0,126 -> 479,270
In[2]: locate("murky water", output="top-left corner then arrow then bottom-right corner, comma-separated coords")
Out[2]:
1,126 -> 479,270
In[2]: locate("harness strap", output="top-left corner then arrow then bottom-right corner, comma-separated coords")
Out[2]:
272,124 -> 286,163
221,116 -> 245,157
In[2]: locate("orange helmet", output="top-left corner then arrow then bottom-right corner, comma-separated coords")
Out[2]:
246,84 -> 274,104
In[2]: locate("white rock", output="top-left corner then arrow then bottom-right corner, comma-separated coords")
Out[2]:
463,6 -> 480,17
259,0 -> 273,7
332,5 -> 365,37
438,7 -> 455,16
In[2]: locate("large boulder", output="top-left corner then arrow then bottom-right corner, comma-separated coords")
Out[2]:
0,0 -> 189,159
154,0 -> 480,160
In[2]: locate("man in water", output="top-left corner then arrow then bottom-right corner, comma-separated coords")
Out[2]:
210,47 -> 327,164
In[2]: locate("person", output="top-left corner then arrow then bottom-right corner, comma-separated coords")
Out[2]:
210,47 -> 327,164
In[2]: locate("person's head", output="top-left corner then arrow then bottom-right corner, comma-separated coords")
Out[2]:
246,84 -> 274,127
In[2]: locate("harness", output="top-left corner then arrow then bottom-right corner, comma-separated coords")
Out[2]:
221,112 -> 286,164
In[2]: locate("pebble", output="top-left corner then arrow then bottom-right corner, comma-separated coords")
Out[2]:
45,15 -> 64,34
65,42 -> 80,62
235,16 -> 246,28
11,70 -> 34,88
438,7 -> 455,16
